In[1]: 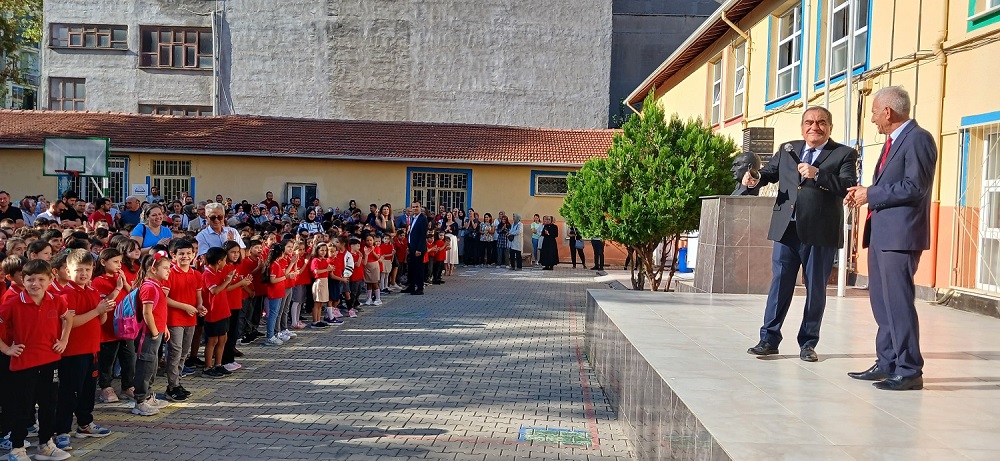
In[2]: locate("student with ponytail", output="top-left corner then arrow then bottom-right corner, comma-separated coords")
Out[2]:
131,251 -> 172,417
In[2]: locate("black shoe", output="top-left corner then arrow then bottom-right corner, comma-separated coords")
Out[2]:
214,365 -> 233,376
848,363 -> 890,381
165,387 -> 188,401
233,348 -> 244,358
873,375 -> 923,391
747,340 -> 779,356
799,346 -> 818,362
412,290 -> 424,295
176,385 -> 192,397
313,321 -> 329,328
590,266 -> 600,270
186,357 -> 206,368
240,336 -> 257,345
401,288 -> 415,294
203,368 -> 224,379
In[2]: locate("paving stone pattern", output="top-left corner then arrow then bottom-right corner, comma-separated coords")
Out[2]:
74,266 -> 633,460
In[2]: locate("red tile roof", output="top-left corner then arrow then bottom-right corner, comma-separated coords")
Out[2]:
0,111 -> 617,166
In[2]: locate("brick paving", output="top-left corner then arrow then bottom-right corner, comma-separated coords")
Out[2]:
72,266 -> 633,460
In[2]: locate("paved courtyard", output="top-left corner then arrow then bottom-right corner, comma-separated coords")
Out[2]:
72,266 -> 633,460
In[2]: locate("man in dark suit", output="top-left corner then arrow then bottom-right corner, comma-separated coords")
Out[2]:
744,106 -> 859,362
403,200 -> 428,295
844,86 -> 937,391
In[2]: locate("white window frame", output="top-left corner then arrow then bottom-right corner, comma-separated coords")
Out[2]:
970,0 -> 1000,20
829,0 -> 869,76
710,60 -> 723,125
774,6 -> 802,100
534,174 -> 568,196
731,42 -> 746,118
286,183 -> 317,207
978,133 -> 1000,292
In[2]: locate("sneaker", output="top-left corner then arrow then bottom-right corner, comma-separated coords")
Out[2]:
35,439 -> 72,461
292,322 -> 306,329
203,368 -> 224,379
98,387 -> 119,403
165,387 -> 188,402
277,332 -> 291,342
373,300 -> 383,306
264,336 -> 283,346
53,434 -> 72,450
329,318 -> 344,326
1,434 -> 11,451
121,387 -> 135,401
26,426 -> 37,437
223,362 -> 242,372
6,447 -> 29,461
214,365 -> 233,376
176,385 -> 192,398
75,423 -> 111,438
239,336 -> 257,345
185,357 -> 206,368
348,308 -> 358,318
282,329 -> 297,338
332,308 -> 343,318
180,366 -> 194,378
149,396 -> 171,409
131,399 -> 159,416
311,321 -> 329,328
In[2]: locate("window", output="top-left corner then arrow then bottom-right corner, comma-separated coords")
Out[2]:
969,0 -> 1000,31
140,27 -> 213,69
409,169 -> 469,212
286,183 -> 317,206
729,42 -> 746,118
979,132 -> 1000,292
828,0 -> 869,76
710,60 -> 723,125
151,160 -> 192,202
531,171 -> 569,196
50,24 -> 128,49
139,104 -> 213,116
49,78 -> 85,111
773,5 -> 802,100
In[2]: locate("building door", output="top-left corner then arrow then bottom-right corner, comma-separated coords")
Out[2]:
409,170 -> 468,212
979,133 -> 1000,292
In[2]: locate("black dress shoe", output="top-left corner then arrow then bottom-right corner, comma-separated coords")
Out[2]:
401,288 -> 414,294
800,346 -> 818,362
412,290 -> 424,295
848,363 -> 890,381
747,340 -> 779,356
874,374 -> 923,391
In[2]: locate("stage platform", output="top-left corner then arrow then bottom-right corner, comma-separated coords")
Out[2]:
585,289 -> 1000,460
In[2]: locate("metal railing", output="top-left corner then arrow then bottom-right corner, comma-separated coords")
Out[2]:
952,122 -> 1000,295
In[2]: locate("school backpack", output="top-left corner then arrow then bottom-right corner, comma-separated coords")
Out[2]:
113,287 -> 143,340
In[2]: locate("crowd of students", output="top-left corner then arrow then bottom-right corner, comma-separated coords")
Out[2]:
0,189 -> 501,461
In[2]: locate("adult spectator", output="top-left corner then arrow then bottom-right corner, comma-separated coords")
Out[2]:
88,198 -> 115,228
19,196 -> 37,227
566,224 -> 585,269
131,204 -> 173,251
0,191 -> 24,227
365,203 -> 378,226
538,216 -> 560,270
37,199 -> 68,225
394,205 -> 412,233
844,86 -> 937,391
196,202 -> 246,256
530,214 -> 542,265
260,191 -> 279,213
57,190 -> 83,227
508,213 -> 524,270
402,201 -> 427,295
167,200 -> 189,229
120,196 -> 142,226
590,236 -> 605,271
146,186 -> 164,203
188,201 -> 209,231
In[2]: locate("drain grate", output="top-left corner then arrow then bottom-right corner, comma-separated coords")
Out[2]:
518,427 -> 593,446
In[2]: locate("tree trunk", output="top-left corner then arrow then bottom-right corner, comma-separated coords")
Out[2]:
662,235 -> 681,292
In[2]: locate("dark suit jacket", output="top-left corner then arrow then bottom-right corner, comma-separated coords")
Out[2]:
408,213 -> 428,254
863,121 -> 937,251
756,139 -> 859,248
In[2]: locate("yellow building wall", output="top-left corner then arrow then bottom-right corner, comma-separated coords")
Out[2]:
646,0 -> 1000,291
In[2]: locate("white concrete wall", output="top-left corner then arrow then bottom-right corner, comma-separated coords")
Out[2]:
42,0 -> 614,129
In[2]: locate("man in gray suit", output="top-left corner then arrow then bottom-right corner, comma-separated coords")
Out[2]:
845,86 -> 937,391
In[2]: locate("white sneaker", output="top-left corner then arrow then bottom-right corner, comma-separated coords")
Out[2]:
264,336 -> 283,346
363,298 -> 373,306
223,362 -> 241,372
373,300 -> 383,306
149,396 -> 171,409
131,399 -> 159,416
283,329 -> 297,338
6,447 -> 30,461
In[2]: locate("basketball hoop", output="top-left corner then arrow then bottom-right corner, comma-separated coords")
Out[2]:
54,169 -> 81,179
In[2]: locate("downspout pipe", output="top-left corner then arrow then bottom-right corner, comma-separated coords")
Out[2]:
929,0 -> 950,289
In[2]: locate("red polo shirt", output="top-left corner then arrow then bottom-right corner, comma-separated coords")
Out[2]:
60,282 -> 103,356
202,267 -> 231,322
91,273 -> 126,343
0,291 -> 68,371
88,210 -> 114,227
265,261 -> 286,300
139,279 -> 168,333
166,265 -> 202,328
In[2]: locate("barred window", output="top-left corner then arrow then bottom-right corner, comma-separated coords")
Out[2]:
151,160 -> 192,203
535,175 -> 568,196
409,171 -> 468,212
50,24 -> 128,49
140,27 -> 213,69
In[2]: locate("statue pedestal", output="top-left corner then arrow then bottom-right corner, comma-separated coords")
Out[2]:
692,195 -> 774,294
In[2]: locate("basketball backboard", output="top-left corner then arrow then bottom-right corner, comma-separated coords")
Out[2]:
43,137 -> 110,177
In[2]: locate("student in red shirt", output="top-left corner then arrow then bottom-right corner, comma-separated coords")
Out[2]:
55,249 -> 115,449
47,250 -> 71,296
220,241 -> 253,371
289,241 -> 311,330
309,243 -> 332,328
92,248 -> 133,404
378,235 -> 394,294
261,240 -> 293,345
131,251 -> 172,417
240,240 -> 266,344
0,259 -> 73,460
325,236 -> 350,324
1,255 -> 25,303
390,232 -> 407,290
432,231 -> 448,285
347,238 -> 364,316
163,239 -> 204,402
424,234 -> 437,284
362,235 -> 382,306
202,247 -> 233,379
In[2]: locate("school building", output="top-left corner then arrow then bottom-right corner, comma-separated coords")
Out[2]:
624,0 -> 1000,307
0,110 -> 625,263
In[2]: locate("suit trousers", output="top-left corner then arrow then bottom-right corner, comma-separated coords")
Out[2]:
868,247 -> 924,378
407,252 -> 425,291
760,222 -> 837,348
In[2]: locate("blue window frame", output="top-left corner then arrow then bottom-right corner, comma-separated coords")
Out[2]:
813,0 -> 872,90
405,167 -> 472,213
530,170 -> 571,196
765,1 -> 806,110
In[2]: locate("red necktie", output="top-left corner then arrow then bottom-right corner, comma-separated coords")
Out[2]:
867,137 -> 893,220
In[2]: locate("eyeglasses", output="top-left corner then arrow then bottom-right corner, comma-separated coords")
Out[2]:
208,215 -> 224,221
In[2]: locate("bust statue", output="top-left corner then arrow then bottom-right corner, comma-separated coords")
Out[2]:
730,151 -> 762,196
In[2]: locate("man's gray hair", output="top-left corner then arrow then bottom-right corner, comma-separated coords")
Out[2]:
125,196 -> 137,203
802,106 -> 834,125
874,86 -> 911,118
205,202 -> 226,215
